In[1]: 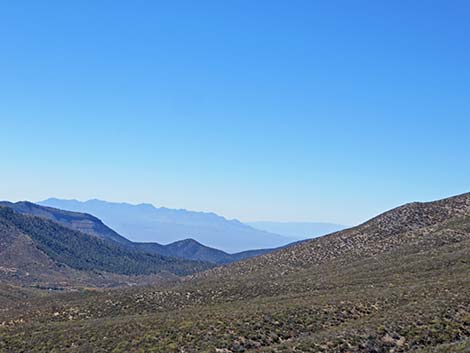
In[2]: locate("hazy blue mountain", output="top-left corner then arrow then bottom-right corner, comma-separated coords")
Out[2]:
38,198 -> 292,253
2,201 -> 283,264
246,221 -> 347,240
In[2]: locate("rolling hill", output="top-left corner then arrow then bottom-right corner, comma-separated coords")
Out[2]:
134,238 -> 274,264
1,193 -> 470,352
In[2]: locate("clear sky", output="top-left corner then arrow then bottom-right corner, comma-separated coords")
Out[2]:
1,1 -> 469,225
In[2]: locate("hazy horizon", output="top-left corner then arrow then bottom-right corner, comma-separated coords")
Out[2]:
2,193 -> 467,227
32,197 -> 349,226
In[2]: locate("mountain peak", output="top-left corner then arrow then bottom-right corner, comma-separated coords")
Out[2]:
171,238 -> 203,246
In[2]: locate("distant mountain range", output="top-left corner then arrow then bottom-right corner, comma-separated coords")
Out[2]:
39,198 -> 294,252
0,199 -> 345,290
246,221 -> 347,239
0,201 -> 284,266
0,204 -> 212,288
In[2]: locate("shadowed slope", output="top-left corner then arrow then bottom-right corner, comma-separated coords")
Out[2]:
0,207 -> 213,288
0,201 -> 131,245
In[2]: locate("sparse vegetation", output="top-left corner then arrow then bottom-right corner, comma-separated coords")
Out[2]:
1,193 -> 470,352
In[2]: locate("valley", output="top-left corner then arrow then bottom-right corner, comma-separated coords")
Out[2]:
1,193 -> 469,352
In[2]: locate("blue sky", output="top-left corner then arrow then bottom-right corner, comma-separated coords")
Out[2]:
1,1 -> 469,225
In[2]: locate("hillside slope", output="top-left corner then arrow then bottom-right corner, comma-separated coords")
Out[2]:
0,206 -> 212,288
2,193 -> 470,352
247,221 -> 347,239
0,201 -> 132,246
202,192 -> 470,279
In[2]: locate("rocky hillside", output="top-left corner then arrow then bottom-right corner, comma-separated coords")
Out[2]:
200,192 -> 470,279
1,193 -> 470,352
247,221 -> 346,239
